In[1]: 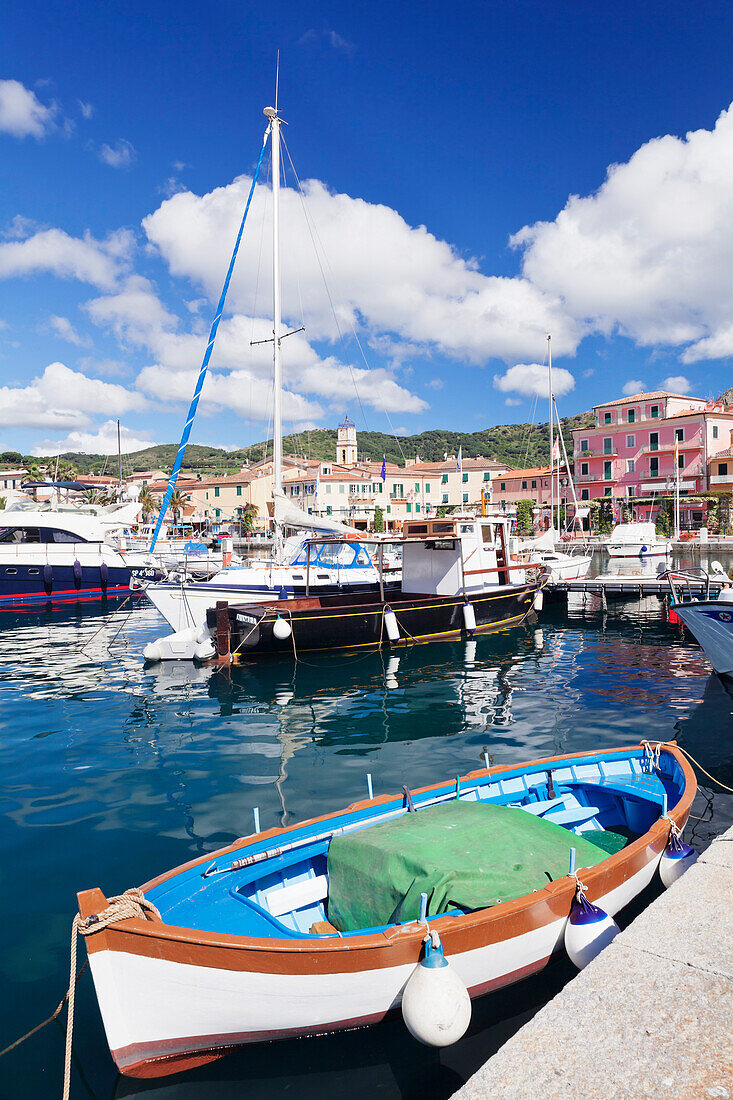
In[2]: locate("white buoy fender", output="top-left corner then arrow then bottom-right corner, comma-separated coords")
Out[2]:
193,632 -> 216,661
384,606 -> 400,642
659,831 -> 698,888
533,590 -> 544,611
564,893 -> 619,970
143,641 -> 163,663
401,933 -> 471,1047
273,615 -> 292,641
462,601 -> 476,633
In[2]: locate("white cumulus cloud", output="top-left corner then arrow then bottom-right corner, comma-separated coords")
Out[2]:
142,176 -> 581,363
0,362 -> 148,430
0,79 -> 56,138
622,379 -> 646,395
0,228 -> 133,289
493,362 -> 575,400
512,103 -> 733,363
33,420 -> 157,456
662,375 -> 691,393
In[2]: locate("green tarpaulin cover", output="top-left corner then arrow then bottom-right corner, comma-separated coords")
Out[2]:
326,800 -> 612,933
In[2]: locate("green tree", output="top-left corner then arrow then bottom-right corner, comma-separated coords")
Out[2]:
514,499 -> 534,535
0,451 -> 22,465
373,504 -> 384,532
241,502 -> 258,531
0,496 -> 6,510
655,499 -> 673,536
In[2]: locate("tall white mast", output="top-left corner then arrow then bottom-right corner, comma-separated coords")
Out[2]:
547,334 -> 554,535
264,104 -> 283,502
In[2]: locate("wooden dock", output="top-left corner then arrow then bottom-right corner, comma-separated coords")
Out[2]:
547,577 -> 726,600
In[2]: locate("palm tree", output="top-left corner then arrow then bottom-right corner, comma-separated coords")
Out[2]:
139,487 -> 157,522
169,490 -> 185,527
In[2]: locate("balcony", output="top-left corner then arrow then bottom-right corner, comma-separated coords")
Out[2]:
710,474 -> 733,486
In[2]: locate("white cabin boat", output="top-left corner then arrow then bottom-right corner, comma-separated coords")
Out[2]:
607,522 -> 671,559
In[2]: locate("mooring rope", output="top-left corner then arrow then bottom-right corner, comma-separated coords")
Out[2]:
1,888 -> 160,1100
641,739 -> 733,794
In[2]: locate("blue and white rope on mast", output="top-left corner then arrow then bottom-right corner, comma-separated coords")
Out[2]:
149,127 -> 270,553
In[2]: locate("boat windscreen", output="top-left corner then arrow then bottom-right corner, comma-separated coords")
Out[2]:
326,800 -> 611,932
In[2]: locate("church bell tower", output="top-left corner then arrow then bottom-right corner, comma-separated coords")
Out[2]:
337,415 -> 357,465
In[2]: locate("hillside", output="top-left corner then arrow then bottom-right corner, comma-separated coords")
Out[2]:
19,413 -> 593,476
24,413 -> 595,475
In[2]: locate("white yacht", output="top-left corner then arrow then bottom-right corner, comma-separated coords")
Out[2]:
607,522 -> 672,558
0,507 -> 136,608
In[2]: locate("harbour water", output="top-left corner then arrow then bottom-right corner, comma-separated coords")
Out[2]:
1,550 -> 732,1099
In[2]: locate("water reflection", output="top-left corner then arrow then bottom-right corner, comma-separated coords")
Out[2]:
1,556 -> 732,1100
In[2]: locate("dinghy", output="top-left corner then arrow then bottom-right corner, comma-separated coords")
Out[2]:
77,743 -> 695,1078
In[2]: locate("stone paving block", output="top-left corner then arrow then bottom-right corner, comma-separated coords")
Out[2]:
700,834 -> 733,871
454,826 -> 733,1100
616,860 -> 733,980
454,944 -> 731,1100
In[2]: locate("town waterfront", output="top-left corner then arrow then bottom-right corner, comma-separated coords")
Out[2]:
1,550 -> 731,1099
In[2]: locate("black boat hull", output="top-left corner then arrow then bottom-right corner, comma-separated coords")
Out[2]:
210,583 -> 538,659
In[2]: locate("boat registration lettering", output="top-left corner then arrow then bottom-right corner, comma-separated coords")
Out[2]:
236,613 -> 259,625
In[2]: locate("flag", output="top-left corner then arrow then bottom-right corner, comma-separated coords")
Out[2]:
674,436 -> 679,464
456,446 -> 462,472
552,437 -> 560,464
380,457 -> 386,482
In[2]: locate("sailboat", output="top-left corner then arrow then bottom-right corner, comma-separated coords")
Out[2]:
515,337 -> 592,582
141,104 -> 397,660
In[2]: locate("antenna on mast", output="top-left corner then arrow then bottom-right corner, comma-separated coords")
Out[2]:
275,50 -> 280,112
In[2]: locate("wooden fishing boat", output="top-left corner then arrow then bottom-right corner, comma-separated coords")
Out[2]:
205,514 -> 545,660
77,743 -> 695,1078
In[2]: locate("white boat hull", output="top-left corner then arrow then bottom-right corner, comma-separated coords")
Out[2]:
608,543 -> 671,558
145,568 -> 389,635
673,602 -> 733,677
87,857 -> 657,1075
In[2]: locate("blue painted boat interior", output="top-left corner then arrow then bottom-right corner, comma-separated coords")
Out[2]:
147,749 -> 686,941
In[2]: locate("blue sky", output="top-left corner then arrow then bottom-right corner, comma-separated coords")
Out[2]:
1,0 -> 732,456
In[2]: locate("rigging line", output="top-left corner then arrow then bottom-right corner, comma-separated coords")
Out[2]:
280,135 -> 370,432
522,392 -> 539,469
150,129 -> 270,552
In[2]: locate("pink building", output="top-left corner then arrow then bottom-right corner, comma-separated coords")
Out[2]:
571,391 -> 733,528
492,466 -> 553,510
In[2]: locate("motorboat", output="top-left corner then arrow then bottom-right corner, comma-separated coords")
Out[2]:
667,566 -> 733,678
77,742 -> 695,1078
207,514 -> 540,660
0,509 -> 140,608
607,523 -> 671,559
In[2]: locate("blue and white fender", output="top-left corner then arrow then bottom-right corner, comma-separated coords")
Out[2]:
564,872 -> 619,970
659,827 -> 697,889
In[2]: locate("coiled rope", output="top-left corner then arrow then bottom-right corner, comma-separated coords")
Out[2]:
1,888 -> 160,1100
